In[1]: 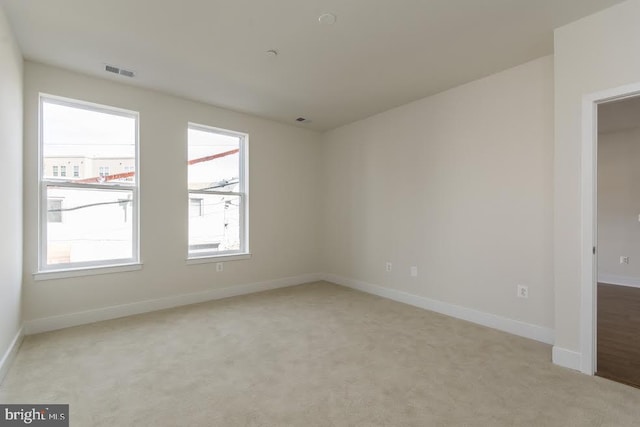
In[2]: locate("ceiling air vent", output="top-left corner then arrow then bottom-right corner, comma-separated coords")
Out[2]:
104,64 -> 135,78
119,69 -> 135,78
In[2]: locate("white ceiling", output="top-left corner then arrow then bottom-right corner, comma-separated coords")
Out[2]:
1,0 -> 625,131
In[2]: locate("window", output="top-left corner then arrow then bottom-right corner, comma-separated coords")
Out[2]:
123,165 -> 134,181
47,199 -> 63,223
40,95 -> 139,271
99,166 -> 110,178
189,197 -> 203,217
187,124 -> 247,258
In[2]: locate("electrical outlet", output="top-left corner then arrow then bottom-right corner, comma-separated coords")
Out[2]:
517,285 -> 529,299
216,262 -> 224,272
410,266 -> 418,277
386,262 -> 392,272
620,256 -> 630,265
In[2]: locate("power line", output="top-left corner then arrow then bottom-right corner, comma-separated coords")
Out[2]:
49,199 -> 131,213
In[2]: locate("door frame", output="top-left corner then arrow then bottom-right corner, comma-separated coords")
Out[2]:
580,81 -> 640,375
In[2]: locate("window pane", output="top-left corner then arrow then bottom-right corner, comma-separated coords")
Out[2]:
46,186 -> 134,265
42,101 -> 136,184
189,198 -> 203,217
47,199 -> 63,223
188,128 -> 240,192
188,193 -> 240,255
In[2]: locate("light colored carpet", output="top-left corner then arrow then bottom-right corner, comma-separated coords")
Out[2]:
1,281 -> 639,426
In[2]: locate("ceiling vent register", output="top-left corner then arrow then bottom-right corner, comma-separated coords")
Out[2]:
105,64 -> 135,78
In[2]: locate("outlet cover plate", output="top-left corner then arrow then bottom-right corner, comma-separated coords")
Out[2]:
517,285 -> 529,298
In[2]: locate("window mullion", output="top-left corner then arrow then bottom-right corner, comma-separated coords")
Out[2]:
43,180 -> 135,191
188,190 -> 242,197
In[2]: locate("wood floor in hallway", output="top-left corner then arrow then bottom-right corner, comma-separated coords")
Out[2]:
597,283 -> 640,388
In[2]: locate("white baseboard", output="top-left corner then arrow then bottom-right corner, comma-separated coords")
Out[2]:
323,273 -> 555,345
552,346 -> 582,371
598,274 -> 640,289
25,273 -> 322,335
0,326 -> 24,384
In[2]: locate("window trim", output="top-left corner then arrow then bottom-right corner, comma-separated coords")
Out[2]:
187,122 -> 249,260
38,94 -> 140,273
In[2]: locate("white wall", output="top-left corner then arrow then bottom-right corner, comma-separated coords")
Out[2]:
597,127 -> 640,285
554,0 -> 640,353
14,0 -> 640,368
321,56 -> 554,331
23,62 -> 322,322
0,6 -> 23,369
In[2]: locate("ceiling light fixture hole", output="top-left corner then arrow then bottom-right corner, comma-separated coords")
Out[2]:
318,13 -> 337,25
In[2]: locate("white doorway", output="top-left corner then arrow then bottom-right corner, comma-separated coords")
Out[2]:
580,82 -> 640,376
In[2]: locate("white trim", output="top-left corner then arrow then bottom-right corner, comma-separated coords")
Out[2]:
186,253 -> 252,265
0,326 -> 24,384
580,81 -> 640,376
33,262 -> 143,281
552,346 -> 582,371
40,93 -> 140,118
24,273 -> 322,335
597,274 -> 640,289
323,274 -> 554,345
580,93 -> 598,375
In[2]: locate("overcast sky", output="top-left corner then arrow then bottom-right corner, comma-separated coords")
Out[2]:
43,100 -> 240,185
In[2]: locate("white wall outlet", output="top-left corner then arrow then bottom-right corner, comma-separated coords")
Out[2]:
386,262 -> 392,272
410,266 -> 418,277
620,256 -> 630,265
216,262 -> 224,272
517,285 -> 529,299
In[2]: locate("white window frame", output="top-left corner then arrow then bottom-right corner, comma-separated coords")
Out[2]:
187,123 -> 249,261
38,94 -> 140,273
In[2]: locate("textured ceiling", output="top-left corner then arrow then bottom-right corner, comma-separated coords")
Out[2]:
1,0 -> 625,131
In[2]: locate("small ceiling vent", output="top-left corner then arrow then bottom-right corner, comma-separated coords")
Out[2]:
104,64 -> 135,78
119,69 -> 135,78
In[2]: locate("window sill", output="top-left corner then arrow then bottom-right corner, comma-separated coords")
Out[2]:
186,253 -> 252,265
34,262 -> 143,281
